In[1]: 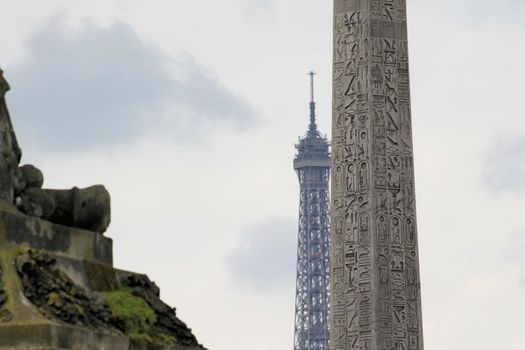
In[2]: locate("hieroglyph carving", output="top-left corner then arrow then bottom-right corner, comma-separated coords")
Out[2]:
330,1 -> 424,349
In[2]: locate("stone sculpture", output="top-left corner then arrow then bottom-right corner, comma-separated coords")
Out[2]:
0,68 -> 205,350
0,68 -> 110,233
16,250 -> 122,330
0,69 -> 22,203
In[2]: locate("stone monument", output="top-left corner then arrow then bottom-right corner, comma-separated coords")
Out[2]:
0,68 -> 206,350
330,1 -> 424,349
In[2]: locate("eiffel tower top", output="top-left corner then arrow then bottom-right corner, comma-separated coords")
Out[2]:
294,71 -> 330,170
308,71 -> 318,134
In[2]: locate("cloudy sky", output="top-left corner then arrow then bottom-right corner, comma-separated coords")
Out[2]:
1,0 -> 524,349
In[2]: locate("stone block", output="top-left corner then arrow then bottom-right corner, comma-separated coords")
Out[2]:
0,207 -> 112,265
0,324 -> 129,350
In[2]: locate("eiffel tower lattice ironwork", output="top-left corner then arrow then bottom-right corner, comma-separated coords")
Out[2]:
293,72 -> 331,350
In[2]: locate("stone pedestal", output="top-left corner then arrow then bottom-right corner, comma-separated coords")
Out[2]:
0,206 -> 113,265
0,324 -> 128,350
0,67 -> 205,350
0,203 -> 205,350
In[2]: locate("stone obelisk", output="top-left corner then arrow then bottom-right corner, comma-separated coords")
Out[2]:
330,1 -> 424,350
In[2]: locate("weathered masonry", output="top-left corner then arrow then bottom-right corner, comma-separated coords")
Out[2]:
0,67 -> 206,350
330,1 -> 424,350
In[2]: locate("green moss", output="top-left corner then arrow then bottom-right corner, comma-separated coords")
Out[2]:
157,332 -> 178,345
100,289 -> 181,346
84,260 -> 118,291
100,290 -> 156,338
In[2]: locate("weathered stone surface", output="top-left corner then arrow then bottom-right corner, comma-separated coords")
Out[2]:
0,324 -> 129,350
0,206 -> 113,265
0,244 -> 206,349
0,69 -> 22,204
0,267 -> 12,324
0,68 -> 206,349
84,260 -> 119,292
0,323 -> 206,350
118,273 -> 201,348
0,69 -> 109,234
0,69 -> 111,233
16,250 -> 124,331
45,185 -> 111,233
19,164 -> 44,189
18,187 -> 57,219
330,1 -> 425,349
15,178 -> 111,233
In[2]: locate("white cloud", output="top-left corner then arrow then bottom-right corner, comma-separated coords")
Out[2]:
238,0 -> 273,17
226,217 -> 297,292
503,228 -> 525,285
5,14 -> 257,155
483,136 -> 525,192
1,0 -> 525,350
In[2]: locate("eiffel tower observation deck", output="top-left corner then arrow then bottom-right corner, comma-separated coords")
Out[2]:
293,72 -> 331,350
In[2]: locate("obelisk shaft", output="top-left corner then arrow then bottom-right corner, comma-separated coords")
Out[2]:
330,1 -> 424,350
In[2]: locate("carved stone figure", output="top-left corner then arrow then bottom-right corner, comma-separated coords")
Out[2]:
0,69 -> 110,233
0,69 -> 22,203
16,250 -> 123,330
0,68 -> 206,350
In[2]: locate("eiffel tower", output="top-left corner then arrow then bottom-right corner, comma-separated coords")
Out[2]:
293,72 -> 331,350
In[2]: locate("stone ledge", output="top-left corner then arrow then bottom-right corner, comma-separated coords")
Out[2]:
0,324 -> 203,350
0,324 -> 128,350
0,209 -> 112,265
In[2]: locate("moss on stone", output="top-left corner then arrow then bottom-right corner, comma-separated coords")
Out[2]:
156,332 -> 179,345
101,289 -> 182,347
101,290 -> 156,339
84,260 -> 119,292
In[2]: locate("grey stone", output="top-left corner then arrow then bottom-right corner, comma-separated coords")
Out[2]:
0,324 -> 130,350
118,272 -> 200,347
0,68 -> 206,349
19,187 -> 56,219
0,267 -> 12,324
15,250 -> 124,331
0,69 -> 110,233
330,1 -> 425,349
19,164 -> 44,189
0,69 -> 22,204
0,206 -> 113,265
46,185 -> 111,233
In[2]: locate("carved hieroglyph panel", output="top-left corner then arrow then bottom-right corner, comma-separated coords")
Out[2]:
331,1 -> 424,349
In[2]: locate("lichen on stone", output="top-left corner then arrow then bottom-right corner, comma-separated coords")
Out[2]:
0,266 -> 12,323
14,250 -> 206,349
16,249 -> 124,331
84,260 -> 119,292
119,273 -> 203,348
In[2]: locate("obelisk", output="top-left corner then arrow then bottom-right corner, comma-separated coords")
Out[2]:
330,1 -> 424,350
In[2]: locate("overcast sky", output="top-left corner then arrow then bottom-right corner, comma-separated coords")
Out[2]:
1,1 -> 524,349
